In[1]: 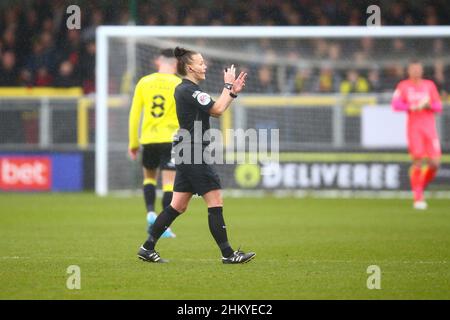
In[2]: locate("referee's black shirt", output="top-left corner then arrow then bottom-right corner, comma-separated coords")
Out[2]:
173,78 -> 215,148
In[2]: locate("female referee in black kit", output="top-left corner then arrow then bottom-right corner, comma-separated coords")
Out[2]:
137,47 -> 256,264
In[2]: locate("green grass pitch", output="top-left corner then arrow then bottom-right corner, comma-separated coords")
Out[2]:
1,193 -> 450,299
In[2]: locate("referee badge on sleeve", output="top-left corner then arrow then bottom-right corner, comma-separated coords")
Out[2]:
197,92 -> 211,106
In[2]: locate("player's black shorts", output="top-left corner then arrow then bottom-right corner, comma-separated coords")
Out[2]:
142,143 -> 175,171
174,162 -> 222,196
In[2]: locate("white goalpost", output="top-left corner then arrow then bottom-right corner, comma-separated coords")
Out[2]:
95,26 -> 450,196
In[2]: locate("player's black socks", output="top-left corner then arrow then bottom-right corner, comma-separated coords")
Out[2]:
143,183 -> 156,212
162,191 -> 173,210
208,207 -> 234,258
143,205 -> 181,250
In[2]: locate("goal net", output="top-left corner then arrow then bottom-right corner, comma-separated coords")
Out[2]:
96,26 -> 450,196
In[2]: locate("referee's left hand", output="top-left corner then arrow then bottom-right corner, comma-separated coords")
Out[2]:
128,148 -> 139,160
232,71 -> 248,94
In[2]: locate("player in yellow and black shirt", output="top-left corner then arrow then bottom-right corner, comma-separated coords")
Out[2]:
128,49 -> 181,238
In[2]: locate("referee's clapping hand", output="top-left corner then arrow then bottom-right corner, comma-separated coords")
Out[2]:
224,64 -> 247,94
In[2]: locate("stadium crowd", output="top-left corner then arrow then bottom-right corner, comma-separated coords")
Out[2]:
0,0 -> 449,94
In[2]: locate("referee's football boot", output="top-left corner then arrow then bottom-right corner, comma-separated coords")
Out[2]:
146,211 -> 176,238
137,246 -> 168,263
222,249 -> 256,264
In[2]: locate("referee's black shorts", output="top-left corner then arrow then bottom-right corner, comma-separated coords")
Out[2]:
142,143 -> 175,171
173,163 -> 222,196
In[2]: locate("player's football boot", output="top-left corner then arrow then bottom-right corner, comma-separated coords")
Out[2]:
137,246 -> 168,263
146,211 -> 176,238
413,201 -> 428,210
222,249 -> 256,264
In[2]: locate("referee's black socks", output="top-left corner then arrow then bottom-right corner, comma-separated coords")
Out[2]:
143,205 -> 181,250
208,207 -> 234,258
162,191 -> 173,210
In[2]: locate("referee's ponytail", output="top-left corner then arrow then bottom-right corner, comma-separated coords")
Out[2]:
174,46 -> 197,76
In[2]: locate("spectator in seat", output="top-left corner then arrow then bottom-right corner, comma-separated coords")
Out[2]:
54,61 -> 79,87
317,64 -> 340,93
25,39 -> 53,77
0,51 -> 19,86
367,68 -> 381,92
18,69 -> 33,87
256,65 -> 276,93
80,40 -> 96,93
34,67 -> 53,86
287,67 -> 314,94
433,60 -> 448,97
60,30 -> 81,66
2,27 -> 17,52
340,70 -> 369,94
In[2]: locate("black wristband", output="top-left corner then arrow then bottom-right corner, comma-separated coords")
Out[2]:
224,83 -> 233,90
229,92 -> 238,98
